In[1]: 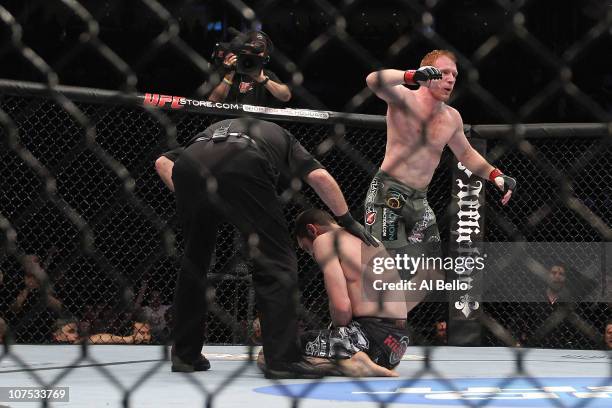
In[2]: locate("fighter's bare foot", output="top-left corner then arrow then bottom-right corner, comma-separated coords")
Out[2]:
342,351 -> 398,377
256,349 -> 266,372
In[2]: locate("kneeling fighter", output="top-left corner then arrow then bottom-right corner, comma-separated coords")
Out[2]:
261,208 -> 414,376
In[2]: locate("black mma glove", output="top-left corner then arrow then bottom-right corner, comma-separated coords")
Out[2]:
404,66 -> 443,89
337,212 -> 379,247
489,168 -> 516,205
489,168 -> 516,193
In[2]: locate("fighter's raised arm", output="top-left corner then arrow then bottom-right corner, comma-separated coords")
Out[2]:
366,66 -> 442,105
366,69 -> 407,105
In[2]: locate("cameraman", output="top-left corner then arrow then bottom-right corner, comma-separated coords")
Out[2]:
208,31 -> 291,106
155,32 -> 291,193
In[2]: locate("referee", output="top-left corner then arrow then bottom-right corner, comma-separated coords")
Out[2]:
170,117 -> 377,378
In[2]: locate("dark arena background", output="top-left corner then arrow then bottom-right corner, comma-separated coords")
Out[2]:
0,1 -> 611,407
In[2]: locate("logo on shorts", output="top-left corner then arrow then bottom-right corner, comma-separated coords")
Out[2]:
365,178 -> 380,204
365,211 -> 377,225
381,208 -> 399,241
408,205 -> 436,242
384,335 -> 409,365
305,334 -> 327,358
385,189 -> 405,210
407,231 -> 424,243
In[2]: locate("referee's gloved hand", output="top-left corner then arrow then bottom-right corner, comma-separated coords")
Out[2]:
337,212 -> 379,247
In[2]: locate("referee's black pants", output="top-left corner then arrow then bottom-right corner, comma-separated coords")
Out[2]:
171,139 -> 301,368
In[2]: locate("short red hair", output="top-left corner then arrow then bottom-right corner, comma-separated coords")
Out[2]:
420,50 -> 457,67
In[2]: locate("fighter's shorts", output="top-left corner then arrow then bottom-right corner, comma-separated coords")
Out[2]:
364,169 -> 441,255
300,317 -> 409,369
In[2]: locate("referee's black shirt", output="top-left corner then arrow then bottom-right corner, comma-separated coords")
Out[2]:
182,118 -> 324,190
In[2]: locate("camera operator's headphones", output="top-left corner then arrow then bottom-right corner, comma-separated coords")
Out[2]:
245,30 -> 274,64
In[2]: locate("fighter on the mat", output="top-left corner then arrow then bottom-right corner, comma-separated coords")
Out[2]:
365,50 -> 516,253
259,208 -> 427,377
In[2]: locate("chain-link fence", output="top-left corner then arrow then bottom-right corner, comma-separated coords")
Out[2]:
0,0 -> 611,406
0,90 -> 609,349
0,92 -> 454,345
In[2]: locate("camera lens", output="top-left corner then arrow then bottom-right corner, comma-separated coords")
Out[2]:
237,52 -> 263,76
243,56 -> 254,68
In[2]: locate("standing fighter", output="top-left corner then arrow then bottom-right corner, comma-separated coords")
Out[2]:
170,117 -> 377,378
365,50 -> 516,251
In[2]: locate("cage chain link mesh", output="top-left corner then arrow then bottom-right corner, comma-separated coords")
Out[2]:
0,0 -> 611,407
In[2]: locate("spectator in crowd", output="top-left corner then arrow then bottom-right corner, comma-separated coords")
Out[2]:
53,317 -> 152,345
432,319 -> 448,346
516,262 -> 597,349
130,320 -> 152,344
123,279 -> 170,343
96,307 -> 118,333
80,304 -> 97,329
8,255 -> 64,343
153,306 -> 174,343
248,317 -> 262,346
77,319 -> 91,338
142,289 -> 171,342
10,255 -> 62,313
87,304 -> 110,334
52,319 -> 80,344
82,302 -> 137,340
0,317 -> 7,344
208,30 -> 291,107
603,320 -> 612,350
544,263 -> 569,305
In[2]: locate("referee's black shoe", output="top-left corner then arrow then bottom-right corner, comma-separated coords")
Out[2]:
171,352 -> 211,372
264,359 -> 325,379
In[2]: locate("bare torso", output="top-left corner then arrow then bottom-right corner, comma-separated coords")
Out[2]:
331,230 -> 407,319
381,92 -> 460,190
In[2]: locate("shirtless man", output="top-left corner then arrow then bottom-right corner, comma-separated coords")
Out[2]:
292,208 -> 411,376
365,50 -> 516,252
